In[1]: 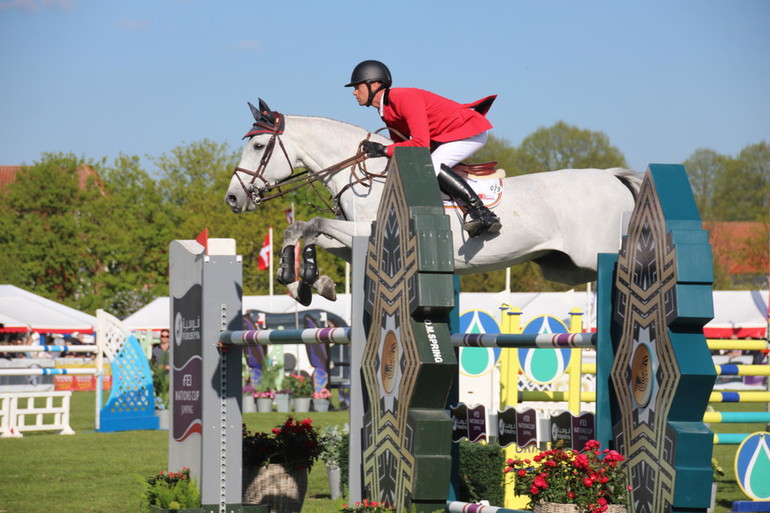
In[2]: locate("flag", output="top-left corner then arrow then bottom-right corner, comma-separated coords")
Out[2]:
196,228 -> 209,255
258,230 -> 271,270
283,207 -> 294,225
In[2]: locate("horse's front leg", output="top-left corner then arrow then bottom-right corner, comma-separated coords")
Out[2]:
276,221 -> 308,286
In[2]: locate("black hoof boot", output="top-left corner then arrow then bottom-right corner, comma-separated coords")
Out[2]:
300,244 -> 319,285
276,245 -> 296,286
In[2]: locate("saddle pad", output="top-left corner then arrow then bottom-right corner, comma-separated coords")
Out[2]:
443,176 -> 504,209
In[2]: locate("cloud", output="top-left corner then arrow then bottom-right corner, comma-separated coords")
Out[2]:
120,18 -> 148,31
236,40 -> 262,52
0,0 -> 74,11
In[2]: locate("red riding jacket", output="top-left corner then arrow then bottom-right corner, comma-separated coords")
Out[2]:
380,88 -> 496,157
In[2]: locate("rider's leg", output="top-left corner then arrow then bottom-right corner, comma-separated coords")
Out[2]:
431,133 -> 501,237
436,165 -> 501,237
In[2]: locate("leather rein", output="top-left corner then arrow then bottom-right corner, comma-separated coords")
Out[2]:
230,112 -> 385,216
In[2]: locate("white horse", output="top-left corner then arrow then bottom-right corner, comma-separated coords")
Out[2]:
225,100 -> 642,305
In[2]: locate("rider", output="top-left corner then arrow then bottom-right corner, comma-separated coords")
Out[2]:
346,59 -> 502,238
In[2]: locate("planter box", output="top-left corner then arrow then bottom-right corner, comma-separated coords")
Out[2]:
150,505 -> 267,513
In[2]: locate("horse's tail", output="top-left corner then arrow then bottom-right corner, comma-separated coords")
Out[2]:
609,168 -> 643,202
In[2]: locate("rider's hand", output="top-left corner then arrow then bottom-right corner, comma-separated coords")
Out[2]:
362,141 -> 388,158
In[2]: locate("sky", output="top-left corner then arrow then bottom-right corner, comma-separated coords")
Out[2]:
1,0 -> 768,174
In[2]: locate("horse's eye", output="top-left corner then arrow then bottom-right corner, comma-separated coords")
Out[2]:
253,142 -> 265,150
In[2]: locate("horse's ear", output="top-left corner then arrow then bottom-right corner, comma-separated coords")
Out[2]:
248,101 -> 261,122
258,98 -> 272,115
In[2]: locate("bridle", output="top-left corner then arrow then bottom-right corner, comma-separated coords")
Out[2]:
230,111 -> 386,215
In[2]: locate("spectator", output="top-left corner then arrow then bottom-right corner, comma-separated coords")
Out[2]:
152,329 -> 170,372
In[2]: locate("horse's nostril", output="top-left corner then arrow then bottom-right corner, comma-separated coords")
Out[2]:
226,195 -> 237,206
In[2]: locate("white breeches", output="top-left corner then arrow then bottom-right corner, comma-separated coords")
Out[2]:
430,131 -> 488,175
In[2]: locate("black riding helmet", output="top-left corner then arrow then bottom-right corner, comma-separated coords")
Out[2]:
345,60 -> 392,107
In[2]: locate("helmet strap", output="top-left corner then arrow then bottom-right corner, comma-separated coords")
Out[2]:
365,82 -> 386,107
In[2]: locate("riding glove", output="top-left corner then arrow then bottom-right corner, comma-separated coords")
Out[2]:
362,141 -> 388,158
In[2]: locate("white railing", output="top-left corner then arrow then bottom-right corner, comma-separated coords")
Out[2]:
0,391 -> 75,437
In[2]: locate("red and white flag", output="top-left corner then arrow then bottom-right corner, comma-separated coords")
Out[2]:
257,229 -> 272,270
283,207 -> 294,225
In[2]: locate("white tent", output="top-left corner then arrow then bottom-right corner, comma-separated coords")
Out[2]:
122,290 -> 768,338
122,294 -> 353,332
0,285 -> 96,334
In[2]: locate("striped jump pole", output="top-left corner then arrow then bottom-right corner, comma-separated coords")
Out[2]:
0,367 -> 97,376
710,391 -> 770,403
451,332 -> 596,349
0,345 -> 99,353
704,411 -> 770,423
447,501 -> 526,513
218,329 -> 596,349
218,327 -> 351,346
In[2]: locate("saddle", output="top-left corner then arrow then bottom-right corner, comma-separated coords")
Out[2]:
453,161 -> 499,177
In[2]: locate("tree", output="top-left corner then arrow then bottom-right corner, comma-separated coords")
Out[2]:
516,121 -> 627,173
683,148 -> 728,220
0,153 -> 105,310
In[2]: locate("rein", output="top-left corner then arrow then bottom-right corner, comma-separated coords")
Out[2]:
231,114 -> 386,215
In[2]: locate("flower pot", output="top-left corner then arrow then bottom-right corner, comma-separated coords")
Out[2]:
533,504 -> 626,513
256,398 -> 273,413
312,398 -> 330,412
293,397 -> 310,413
155,409 -> 170,430
326,465 -> 342,500
243,395 -> 257,413
275,393 -> 291,413
243,463 -> 308,513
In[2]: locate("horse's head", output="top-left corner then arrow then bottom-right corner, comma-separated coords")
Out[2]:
225,99 -> 296,213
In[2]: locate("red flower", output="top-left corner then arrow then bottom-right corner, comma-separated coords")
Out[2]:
583,477 -> 594,487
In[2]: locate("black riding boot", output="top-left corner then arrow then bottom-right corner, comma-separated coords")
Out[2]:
437,164 -> 502,238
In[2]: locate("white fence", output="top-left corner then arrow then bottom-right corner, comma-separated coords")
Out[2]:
0,391 -> 75,437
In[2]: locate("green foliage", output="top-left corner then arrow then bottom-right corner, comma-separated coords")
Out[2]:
151,363 -> 169,409
141,467 -> 201,512
257,360 -> 284,393
283,373 -> 314,397
457,441 -> 505,506
242,417 -> 322,471
685,141 -> 770,223
320,424 -> 350,494
506,440 -> 630,512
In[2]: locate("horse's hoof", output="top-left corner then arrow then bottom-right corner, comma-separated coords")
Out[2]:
285,280 -> 313,306
313,275 -> 337,302
296,280 -> 313,306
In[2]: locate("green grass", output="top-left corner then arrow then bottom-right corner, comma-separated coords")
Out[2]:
0,391 -> 767,512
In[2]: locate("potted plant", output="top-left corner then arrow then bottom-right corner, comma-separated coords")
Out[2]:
312,387 -> 332,412
340,499 -> 394,512
242,417 -> 322,512
283,373 -> 313,412
141,467 -> 200,512
242,381 -> 257,413
320,423 -> 349,499
255,360 -> 283,413
151,362 -> 170,429
505,440 -> 631,513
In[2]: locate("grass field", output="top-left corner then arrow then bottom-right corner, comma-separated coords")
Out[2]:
0,391 -> 766,512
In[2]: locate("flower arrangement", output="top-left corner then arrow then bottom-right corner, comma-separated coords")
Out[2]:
141,467 -> 200,512
312,387 -> 332,400
505,440 -> 631,513
340,498 -> 394,512
283,373 -> 313,397
319,423 -> 349,469
255,360 -> 283,395
242,417 -> 321,471
255,390 -> 275,399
